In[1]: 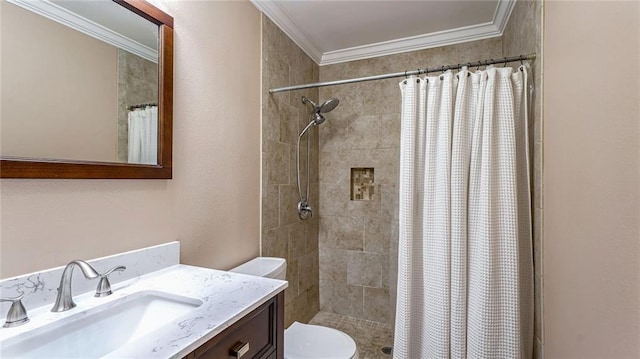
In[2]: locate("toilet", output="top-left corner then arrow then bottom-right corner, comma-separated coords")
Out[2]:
231,257 -> 359,359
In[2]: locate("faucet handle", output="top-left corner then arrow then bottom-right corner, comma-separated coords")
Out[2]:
0,293 -> 29,328
95,265 -> 126,297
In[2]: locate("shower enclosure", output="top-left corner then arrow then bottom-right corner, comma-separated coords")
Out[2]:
261,0 -> 543,354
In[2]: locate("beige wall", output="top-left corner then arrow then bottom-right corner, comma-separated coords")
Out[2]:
1,2 -> 118,162
0,0 -> 261,278
543,1 -> 640,358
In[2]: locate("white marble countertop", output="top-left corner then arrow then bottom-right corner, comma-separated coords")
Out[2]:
0,264 -> 287,358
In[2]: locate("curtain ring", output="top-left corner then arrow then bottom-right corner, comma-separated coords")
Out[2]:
404,70 -> 408,79
503,57 -> 508,67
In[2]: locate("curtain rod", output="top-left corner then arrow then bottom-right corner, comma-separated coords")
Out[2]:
269,53 -> 536,93
128,103 -> 157,111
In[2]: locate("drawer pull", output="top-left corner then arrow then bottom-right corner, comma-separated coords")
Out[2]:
230,342 -> 250,358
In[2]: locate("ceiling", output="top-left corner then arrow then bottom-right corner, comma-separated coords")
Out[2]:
251,0 -> 515,66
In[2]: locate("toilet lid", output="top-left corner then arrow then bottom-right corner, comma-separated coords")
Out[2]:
284,322 -> 357,359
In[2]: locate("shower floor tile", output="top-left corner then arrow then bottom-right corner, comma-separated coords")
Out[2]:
308,311 -> 393,359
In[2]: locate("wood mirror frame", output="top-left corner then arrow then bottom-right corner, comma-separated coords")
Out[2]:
0,0 -> 174,179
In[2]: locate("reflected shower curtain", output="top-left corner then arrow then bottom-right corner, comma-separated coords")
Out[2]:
394,66 -> 533,358
127,106 -> 158,165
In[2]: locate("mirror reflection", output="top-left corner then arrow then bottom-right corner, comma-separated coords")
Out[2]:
1,0 -> 159,164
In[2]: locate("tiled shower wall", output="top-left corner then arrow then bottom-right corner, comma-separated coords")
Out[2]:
317,37 -> 504,325
260,16 -> 321,327
503,0 -> 544,357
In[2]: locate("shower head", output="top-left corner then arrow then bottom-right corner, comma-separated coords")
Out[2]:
319,98 -> 339,113
301,96 -> 340,116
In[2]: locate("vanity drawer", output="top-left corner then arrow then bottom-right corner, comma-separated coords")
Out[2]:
187,292 -> 284,359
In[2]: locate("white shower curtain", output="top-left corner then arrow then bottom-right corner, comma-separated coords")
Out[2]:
394,66 -> 533,359
127,106 -> 158,165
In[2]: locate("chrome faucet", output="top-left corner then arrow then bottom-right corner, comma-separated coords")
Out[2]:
51,260 -> 99,312
0,294 -> 29,328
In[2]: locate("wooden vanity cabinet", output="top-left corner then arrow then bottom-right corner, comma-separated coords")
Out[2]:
183,292 -> 284,359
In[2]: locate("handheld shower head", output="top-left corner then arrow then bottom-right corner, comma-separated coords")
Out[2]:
311,113 -> 326,125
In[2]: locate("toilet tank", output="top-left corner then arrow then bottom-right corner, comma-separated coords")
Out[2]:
230,257 -> 286,280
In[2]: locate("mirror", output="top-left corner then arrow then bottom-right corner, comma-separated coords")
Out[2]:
0,0 -> 174,179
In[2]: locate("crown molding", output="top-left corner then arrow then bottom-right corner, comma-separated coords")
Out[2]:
7,0 -> 158,63
321,0 -> 516,65
250,0 -> 323,63
252,0 -> 516,66
320,22 -> 502,66
494,0 -> 517,33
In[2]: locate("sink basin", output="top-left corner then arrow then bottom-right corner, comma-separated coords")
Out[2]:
0,290 -> 202,358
